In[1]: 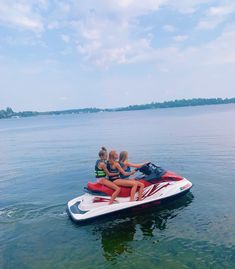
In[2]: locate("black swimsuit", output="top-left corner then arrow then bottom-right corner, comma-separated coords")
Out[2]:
106,162 -> 120,181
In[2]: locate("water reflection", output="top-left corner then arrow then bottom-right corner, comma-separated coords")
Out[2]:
93,193 -> 194,261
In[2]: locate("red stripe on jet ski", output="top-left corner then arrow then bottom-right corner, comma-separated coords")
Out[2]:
142,185 -> 158,199
142,183 -> 170,200
93,197 -> 111,203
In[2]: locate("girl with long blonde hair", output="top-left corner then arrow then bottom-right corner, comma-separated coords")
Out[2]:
95,147 -> 120,204
119,150 -> 147,201
106,150 -> 140,202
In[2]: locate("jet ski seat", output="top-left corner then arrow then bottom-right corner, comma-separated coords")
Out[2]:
87,180 -> 151,197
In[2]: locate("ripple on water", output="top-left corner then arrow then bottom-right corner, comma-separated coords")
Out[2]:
0,203 -> 67,224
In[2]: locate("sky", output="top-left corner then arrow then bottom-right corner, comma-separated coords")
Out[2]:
0,0 -> 235,111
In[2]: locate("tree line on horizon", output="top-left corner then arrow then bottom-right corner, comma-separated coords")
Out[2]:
1,97 -> 235,119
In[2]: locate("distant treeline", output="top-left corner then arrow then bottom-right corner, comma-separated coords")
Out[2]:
115,97 -> 235,111
1,97 -> 235,119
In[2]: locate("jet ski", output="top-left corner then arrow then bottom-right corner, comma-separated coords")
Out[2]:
67,163 -> 192,222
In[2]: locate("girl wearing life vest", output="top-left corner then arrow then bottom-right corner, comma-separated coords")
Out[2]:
106,150 -> 139,202
95,147 -> 120,204
119,150 -> 147,201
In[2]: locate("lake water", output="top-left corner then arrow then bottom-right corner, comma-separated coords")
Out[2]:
0,104 -> 235,269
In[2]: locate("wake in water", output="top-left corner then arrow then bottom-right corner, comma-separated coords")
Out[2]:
0,203 -> 67,223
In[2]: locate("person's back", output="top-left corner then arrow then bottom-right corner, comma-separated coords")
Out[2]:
119,151 -> 132,179
94,147 -> 120,204
95,159 -> 107,179
118,150 -> 146,201
119,161 -> 131,179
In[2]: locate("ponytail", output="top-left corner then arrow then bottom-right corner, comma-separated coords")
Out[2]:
99,146 -> 107,158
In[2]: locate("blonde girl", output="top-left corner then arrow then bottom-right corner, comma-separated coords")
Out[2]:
119,151 -> 146,201
106,150 -> 139,202
95,147 -> 120,204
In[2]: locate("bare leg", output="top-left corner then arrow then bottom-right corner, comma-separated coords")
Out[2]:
99,178 -> 120,204
137,182 -> 144,201
128,178 -> 145,201
113,179 -> 138,202
130,184 -> 137,201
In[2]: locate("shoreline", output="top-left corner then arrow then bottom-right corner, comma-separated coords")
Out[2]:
1,97 -> 235,120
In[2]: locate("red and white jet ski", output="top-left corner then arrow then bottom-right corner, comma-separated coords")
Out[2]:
67,163 -> 192,222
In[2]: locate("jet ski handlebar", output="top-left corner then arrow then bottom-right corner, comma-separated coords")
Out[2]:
134,162 -> 155,172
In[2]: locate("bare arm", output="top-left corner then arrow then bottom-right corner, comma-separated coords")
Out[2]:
125,161 -> 148,168
99,162 -> 119,177
116,162 -> 136,176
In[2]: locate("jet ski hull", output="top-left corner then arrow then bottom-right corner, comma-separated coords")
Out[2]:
67,177 -> 192,222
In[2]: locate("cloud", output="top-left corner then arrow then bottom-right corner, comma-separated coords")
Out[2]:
173,35 -> 189,42
197,18 -> 223,30
78,0 -> 167,19
160,23 -> 235,68
109,21 -> 235,71
1,0 -> 235,70
166,0 -> 212,14
61,34 -> 70,43
197,3 -> 235,30
47,21 -> 59,30
1,0 -> 235,110
60,1 -> 235,69
104,0 -> 212,16
203,23 -> 235,65
0,1 -> 44,33
208,4 -> 235,16
0,35 -> 46,47
69,14 -> 152,67
163,24 -> 176,32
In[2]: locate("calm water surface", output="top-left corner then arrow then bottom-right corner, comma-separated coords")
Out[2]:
0,105 -> 235,269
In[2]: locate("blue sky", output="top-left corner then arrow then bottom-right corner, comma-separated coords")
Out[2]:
0,0 -> 235,111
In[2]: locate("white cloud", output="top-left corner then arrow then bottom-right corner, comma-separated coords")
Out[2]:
1,0 -> 235,70
166,0 -> 212,14
72,0 -> 167,19
173,35 -> 189,42
160,23 -> 235,68
0,1 -> 44,33
208,4 -> 235,16
197,3 -> 235,30
197,18 -> 223,29
77,33 -> 151,68
60,1 -> 235,69
1,0 -> 235,110
204,23 -> 235,65
61,34 -> 70,43
47,21 -> 59,30
163,24 -> 176,32
108,22 -> 235,71
70,15 -> 152,67
103,0 -> 212,16
0,35 -> 46,47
